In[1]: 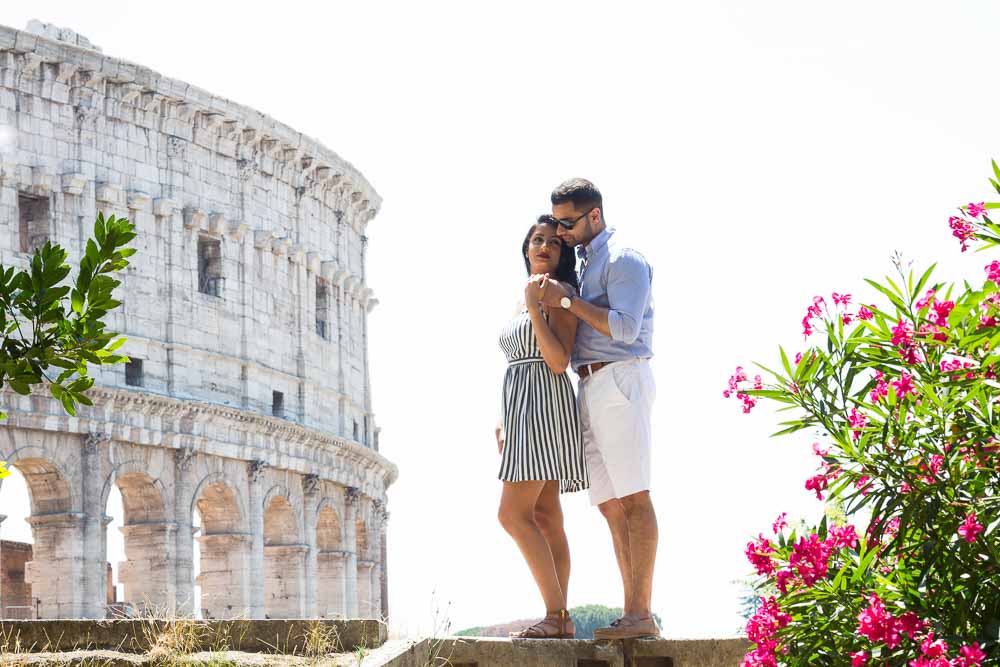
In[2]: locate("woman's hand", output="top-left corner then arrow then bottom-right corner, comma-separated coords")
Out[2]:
539,277 -> 570,308
524,273 -> 548,306
495,424 -> 505,454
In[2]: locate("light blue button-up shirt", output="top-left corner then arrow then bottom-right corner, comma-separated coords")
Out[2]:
572,227 -> 654,369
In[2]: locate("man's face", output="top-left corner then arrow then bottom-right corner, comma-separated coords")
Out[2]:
552,202 -> 598,247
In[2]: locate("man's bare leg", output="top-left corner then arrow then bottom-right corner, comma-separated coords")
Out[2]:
620,490 -> 658,619
598,498 -> 634,612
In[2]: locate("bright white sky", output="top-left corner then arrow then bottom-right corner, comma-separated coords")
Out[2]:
2,0 -> 1000,639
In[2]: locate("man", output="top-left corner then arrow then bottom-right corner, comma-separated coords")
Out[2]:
539,178 -> 659,639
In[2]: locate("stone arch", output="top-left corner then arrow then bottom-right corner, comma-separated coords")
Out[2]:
192,473 -> 250,619
191,473 -> 245,535
262,486 -> 305,617
315,498 -> 342,552
263,485 -> 301,546
100,460 -> 169,524
0,444 -> 77,515
315,499 -> 345,618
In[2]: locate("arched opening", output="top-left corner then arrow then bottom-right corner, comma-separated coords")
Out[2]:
315,505 -> 344,618
0,466 -> 37,618
194,480 -> 248,619
111,472 -> 174,615
7,457 -> 82,618
356,516 -> 374,618
263,494 -> 305,618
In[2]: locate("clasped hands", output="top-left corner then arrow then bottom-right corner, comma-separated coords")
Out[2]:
524,274 -> 571,308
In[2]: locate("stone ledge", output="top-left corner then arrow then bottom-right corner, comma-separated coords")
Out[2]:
0,619 -> 385,654
370,636 -> 752,667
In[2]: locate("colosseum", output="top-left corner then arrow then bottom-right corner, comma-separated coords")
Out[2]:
0,20 -> 396,620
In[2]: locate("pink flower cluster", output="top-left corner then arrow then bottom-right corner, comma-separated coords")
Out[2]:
856,594 -> 925,650
742,597 -> 791,667
891,319 -> 925,364
848,406 -> 868,441
746,534 -> 776,576
957,512 -> 984,543
909,631 -> 986,667
724,366 -> 763,413
802,294 -> 874,337
949,216 -> 977,252
892,371 -> 918,399
987,260 -> 1000,286
870,370 -> 889,403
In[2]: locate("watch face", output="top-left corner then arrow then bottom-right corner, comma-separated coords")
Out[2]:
561,296 -> 572,308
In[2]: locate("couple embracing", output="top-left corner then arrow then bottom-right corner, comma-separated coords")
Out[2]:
496,179 -> 658,640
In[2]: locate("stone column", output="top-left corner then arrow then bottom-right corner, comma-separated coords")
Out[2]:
25,512 -> 86,618
81,433 -> 107,618
262,544 -> 308,618
357,561 -> 373,618
376,502 -> 389,621
173,447 -> 195,616
343,487 -> 359,618
118,522 -> 177,614
316,551 -> 346,618
247,459 -> 267,619
302,474 -> 319,618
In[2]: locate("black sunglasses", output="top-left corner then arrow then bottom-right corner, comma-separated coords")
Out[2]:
554,207 -> 596,230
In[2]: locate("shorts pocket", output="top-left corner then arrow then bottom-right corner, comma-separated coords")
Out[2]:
609,362 -> 638,403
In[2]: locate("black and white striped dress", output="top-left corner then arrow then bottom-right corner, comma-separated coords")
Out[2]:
498,307 -> 589,493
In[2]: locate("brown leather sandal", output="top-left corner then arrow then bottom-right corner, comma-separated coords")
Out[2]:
510,609 -> 575,639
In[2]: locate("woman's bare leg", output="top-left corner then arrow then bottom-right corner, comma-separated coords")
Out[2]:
533,481 -> 570,602
498,480 -> 566,614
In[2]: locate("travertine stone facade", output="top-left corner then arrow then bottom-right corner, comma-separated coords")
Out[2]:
0,20 -> 396,620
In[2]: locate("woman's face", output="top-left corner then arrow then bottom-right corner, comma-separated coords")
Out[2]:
526,223 -> 563,275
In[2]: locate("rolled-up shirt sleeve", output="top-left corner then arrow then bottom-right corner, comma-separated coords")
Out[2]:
606,249 -> 652,344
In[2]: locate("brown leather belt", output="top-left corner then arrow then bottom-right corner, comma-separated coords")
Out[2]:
576,361 -> 613,378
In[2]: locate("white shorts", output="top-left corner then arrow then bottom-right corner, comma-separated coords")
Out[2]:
578,358 -> 656,506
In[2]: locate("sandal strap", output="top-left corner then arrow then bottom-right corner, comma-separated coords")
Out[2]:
512,614 -> 565,638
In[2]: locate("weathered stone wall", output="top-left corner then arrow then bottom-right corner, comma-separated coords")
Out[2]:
0,20 -> 395,620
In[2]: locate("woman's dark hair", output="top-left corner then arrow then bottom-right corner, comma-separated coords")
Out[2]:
521,215 -> 579,291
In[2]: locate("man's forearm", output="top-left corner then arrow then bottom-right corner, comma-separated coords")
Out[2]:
568,296 -> 613,338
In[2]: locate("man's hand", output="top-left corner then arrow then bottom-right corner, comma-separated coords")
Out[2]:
539,276 -> 570,308
525,274 -> 547,306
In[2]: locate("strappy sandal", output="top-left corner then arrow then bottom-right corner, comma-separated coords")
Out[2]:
509,609 -> 575,639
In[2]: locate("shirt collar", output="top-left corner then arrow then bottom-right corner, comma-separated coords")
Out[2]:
584,227 -> 613,257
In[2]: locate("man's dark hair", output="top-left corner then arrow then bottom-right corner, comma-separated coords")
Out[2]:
550,178 -> 603,214
522,215 -> 579,291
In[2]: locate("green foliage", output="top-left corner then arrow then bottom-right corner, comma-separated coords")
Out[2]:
736,171 -> 1000,664
0,213 -> 135,474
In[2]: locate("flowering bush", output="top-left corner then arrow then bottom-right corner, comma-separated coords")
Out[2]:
728,166 -> 1000,666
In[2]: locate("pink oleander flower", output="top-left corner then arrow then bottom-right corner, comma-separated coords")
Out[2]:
958,642 -> 986,666
805,472 -> 830,500
850,652 -> 868,667
858,305 -> 874,321
891,319 -> 915,347
897,611 -> 926,639
788,533 -> 834,587
833,292 -> 852,306
892,371 -> 917,398
987,260 -> 1000,285
856,593 -> 903,649
920,631 -> 949,659
870,371 -> 889,403
967,201 -> 987,218
928,454 -> 944,477
772,512 -> 788,534
794,351 -> 803,364
743,597 -> 791,667
949,215 -> 977,252
842,313 -> 854,326
915,289 -> 936,310
958,512 -> 984,543
932,299 -> 954,327
848,407 -> 868,440
830,524 -> 859,550
802,316 -> 814,338
812,442 -> 829,457
746,534 -> 777,576
856,475 -> 872,496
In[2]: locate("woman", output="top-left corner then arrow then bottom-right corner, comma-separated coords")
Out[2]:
495,214 -> 589,639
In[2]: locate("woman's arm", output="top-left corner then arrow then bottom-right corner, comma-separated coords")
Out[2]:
526,276 -> 577,374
